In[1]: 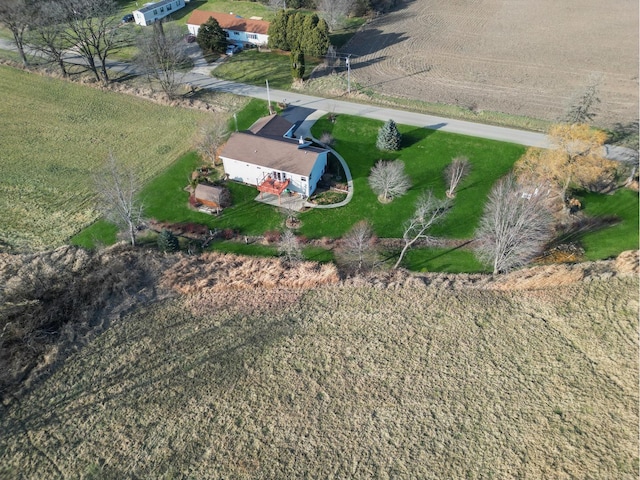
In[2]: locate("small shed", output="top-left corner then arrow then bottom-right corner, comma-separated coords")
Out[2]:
194,184 -> 231,209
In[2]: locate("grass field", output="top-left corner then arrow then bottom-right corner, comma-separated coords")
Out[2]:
307,114 -> 526,240
1,274 -> 636,478
214,50 -> 321,89
0,66 -> 217,251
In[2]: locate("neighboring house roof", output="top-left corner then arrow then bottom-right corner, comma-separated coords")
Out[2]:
136,0 -> 179,14
186,10 -> 270,35
248,114 -> 294,138
220,133 -> 326,177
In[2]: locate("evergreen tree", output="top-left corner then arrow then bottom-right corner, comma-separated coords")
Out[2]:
376,119 -> 402,151
157,229 -> 180,253
291,51 -> 305,79
303,16 -> 331,56
196,17 -> 227,54
267,9 -> 290,50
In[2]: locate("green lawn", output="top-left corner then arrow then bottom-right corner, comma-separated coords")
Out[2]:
214,50 -> 321,89
117,0 -> 276,24
402,247 -> 488,273
69,100 -> 636,271
0,65 -> 211,251
307,115 -> 526,240
576,189 -> 639,260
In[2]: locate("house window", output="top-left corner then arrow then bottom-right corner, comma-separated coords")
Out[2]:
167,4 -> 172,10
301,177 -> 307,182
225,31 -> 229,37
234,31 -> 239,36
153,9 -> 157,14
247,33 -> 257,40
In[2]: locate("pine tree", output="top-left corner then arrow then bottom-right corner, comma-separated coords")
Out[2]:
376,119 -> 402,151
157,229 -> 180,252
291,51 -> 305,79
196,17 -> 227,54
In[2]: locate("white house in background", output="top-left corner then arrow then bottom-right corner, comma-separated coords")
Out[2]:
186,10 -> 270,47
133,0 -> 185,26
219,115 -> 329,199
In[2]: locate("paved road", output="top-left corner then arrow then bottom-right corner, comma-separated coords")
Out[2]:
179,71 -> 551,148
0,37 -> 550,148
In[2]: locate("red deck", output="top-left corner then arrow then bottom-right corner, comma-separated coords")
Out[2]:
257,176 -> 290,196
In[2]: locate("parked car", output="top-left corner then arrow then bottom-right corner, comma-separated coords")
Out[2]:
121,14 -> 134,23
225,44 -> 242,56
185,34 -> 196,43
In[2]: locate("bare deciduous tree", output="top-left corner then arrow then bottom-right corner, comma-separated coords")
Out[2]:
0,0 -> 34,67
340,220 -> 378,271
278,230 -> 302,263
444,156 -> 471,198
475,173 -> 554,274
26,1 -> 69,77
318,0 -> 354,30
135,22 -> 189,98
94,153 -> 144,246
195,119 -> 230,165
59,0 -> 124,85
368,160 -> 411,203
394,191 -> 451,269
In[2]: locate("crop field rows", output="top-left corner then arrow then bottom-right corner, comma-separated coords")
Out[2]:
346,0 -> 639,127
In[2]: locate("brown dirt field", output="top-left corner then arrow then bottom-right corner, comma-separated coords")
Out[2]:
346,0 -> 639,127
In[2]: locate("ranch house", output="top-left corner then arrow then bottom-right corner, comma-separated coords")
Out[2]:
219,115 -> 329,199
186,10 -> 270,47
133,0 -> 186,26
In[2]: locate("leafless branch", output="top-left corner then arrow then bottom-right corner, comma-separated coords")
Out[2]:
368,160 -> 411,203
475,173 -> 554,274
94,152 -> 144,246
444,156 -> 471,198
394,191 -> 452,269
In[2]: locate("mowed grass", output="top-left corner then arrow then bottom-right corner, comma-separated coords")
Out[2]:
0,278 -> 636,478
0,66 -> 214,251
214,50 -> 321,89
577,188 -> 639,260
116,0 -> 276,24
307,114 -> 526,239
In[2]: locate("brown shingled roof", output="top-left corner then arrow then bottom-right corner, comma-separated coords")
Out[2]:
186,10 -> 270,35
220,133 -> 326,177
248,114 -> 294,138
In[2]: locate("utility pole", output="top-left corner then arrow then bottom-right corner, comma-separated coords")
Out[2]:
266,79 -> 273,114
345,55 -> 351,94
234,113 -> 238,132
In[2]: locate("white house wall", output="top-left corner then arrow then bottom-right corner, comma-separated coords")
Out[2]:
187,24 -> 268,46
226,30 -> 269,47
221,155 -> 326,197
134,0 -> 185,26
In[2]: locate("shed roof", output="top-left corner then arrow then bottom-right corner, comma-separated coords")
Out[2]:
136,0 -> 179,14
220,133 -> 326,176
186,10 -> 270,35
194,184 -> 227,204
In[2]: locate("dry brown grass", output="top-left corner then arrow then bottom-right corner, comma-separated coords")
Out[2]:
0,248 -> 637,479
161,252 -> 340,294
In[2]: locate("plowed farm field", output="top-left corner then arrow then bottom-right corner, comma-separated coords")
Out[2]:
346,0 -> 639,127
